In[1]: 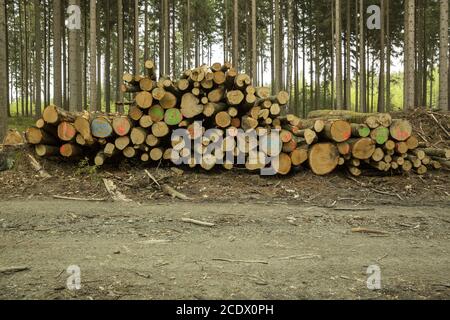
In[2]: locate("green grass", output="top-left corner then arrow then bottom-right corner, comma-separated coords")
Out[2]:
8,117 -> 35,132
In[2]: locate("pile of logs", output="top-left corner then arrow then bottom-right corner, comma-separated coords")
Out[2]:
24,61 -> 449,176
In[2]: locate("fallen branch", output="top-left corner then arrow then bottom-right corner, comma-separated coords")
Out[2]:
275,254 -> 322,261
53,195 -> 108,202
333,207 -> 375,211
103,178 -> 132,202
0,266 -> 30,274
428,113 -> 450,138
351,227 -> 388,235
181,217 -> 215,227
161,184 -> 191,200
144,169 -> 161,188
212,258 -> 269,265
27,153 -> 51,178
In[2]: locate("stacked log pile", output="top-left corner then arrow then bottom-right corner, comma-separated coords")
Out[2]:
24,61 -> 449,176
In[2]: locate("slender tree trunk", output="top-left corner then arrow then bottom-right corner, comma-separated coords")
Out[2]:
386,0 -> 391,111
274,0 -> 280,93
378,0 -> 385,112
232,0 -> 239,69
69,0 -> 82,112
117,0 -> 124,112
105,0 -> 111,113
164,0 -> 169,75
345,0 -> 351,109
404,0 -> 415,110
359,0 -> 366,112
0,0 -> 7,140
171,0 -> 176,77
34,0 -> 41,117
134,0 -> 139,75
159,0 -> 164,75
335,0 -> 343,109
251,0 -> 257,83
439,0 -> 448,111
89,0 -> 97,111
187,0 -> 191,68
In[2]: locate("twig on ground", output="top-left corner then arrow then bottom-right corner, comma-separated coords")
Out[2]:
181,218 -> 215,227
428,113 -> 450,138
0,266 -> 30,274
212,258 -> 269,265
351,227 -> 388,235
162,184 -> 191,200
144,169 -> 161,189
103,178 -> 132,202
53,195 -> 107,202
333,207 -> 375,211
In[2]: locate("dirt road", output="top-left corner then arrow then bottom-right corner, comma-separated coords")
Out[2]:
0,199 -> 449,300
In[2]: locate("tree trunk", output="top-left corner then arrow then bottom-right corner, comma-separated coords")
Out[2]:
89,0 -> 97,111
251,0 -> 257,83
104,0 -> 111,113
359,0 -> 366,112
53,0 -> 62,108
34,0 -> 41,117
378,0 -> 385,112
164,0 -> 169,75
345,0 -> 351,109
69,0 -> 82,112
404,0 -> 415,110
335,0 -> 343,109
274,0 -> 280,93
232,0 -> 238,69
0,0 -> 7,141
117,0 -> 124,112
134,0 -> 140,75
439,0 -> 448,111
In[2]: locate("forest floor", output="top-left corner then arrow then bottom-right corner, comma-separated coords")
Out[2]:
0,109 -> 449,300
0,151 -> 449,300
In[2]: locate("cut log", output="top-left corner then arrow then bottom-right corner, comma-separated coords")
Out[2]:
389,119 -> 412,142
351,123 -> 371,138
405,136 -> 419,150
112,116 -> 132,136
323,120 -> 352,142
150,148 -> 164,161
42,105 -> 77,124
25,127 -> 58,145
419,148 -> 450,159
215,111 -> 232,128
35,144 -> 59,157
115,136 -> 130,150
160,92 -> 178,109
130,127 -> 147,145
308,143 -> 340,176
123,146 -> 136,158
255,87 -> 271,98
337,142 -> 351,155
276,91 -> 289,105
241,116 -> 258,131
104,143 -> 118,157
180,93 -> 203,118
57,122 -> 77,142
94,152 -> 107,166
152,122 -> 170,138
290,148 -> 309,166
74,113 -> 94,143
135,91 -> 153,109
370,127 -> 390,145
60,143 -> 82,157
164,108 -> 183,126
139,115 -> 154,128
395,142 -> 408,154
91,116 -> 114,138
146,134 -> 160,147
128,106 -> 144,121
226,90 -> 245,105
3,129 -> 25,145
349,138 -> 376,160
148,105 -> 165,122
371,147 -> 385,162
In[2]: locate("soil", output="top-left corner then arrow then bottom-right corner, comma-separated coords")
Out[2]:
0,200 -> 449,300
